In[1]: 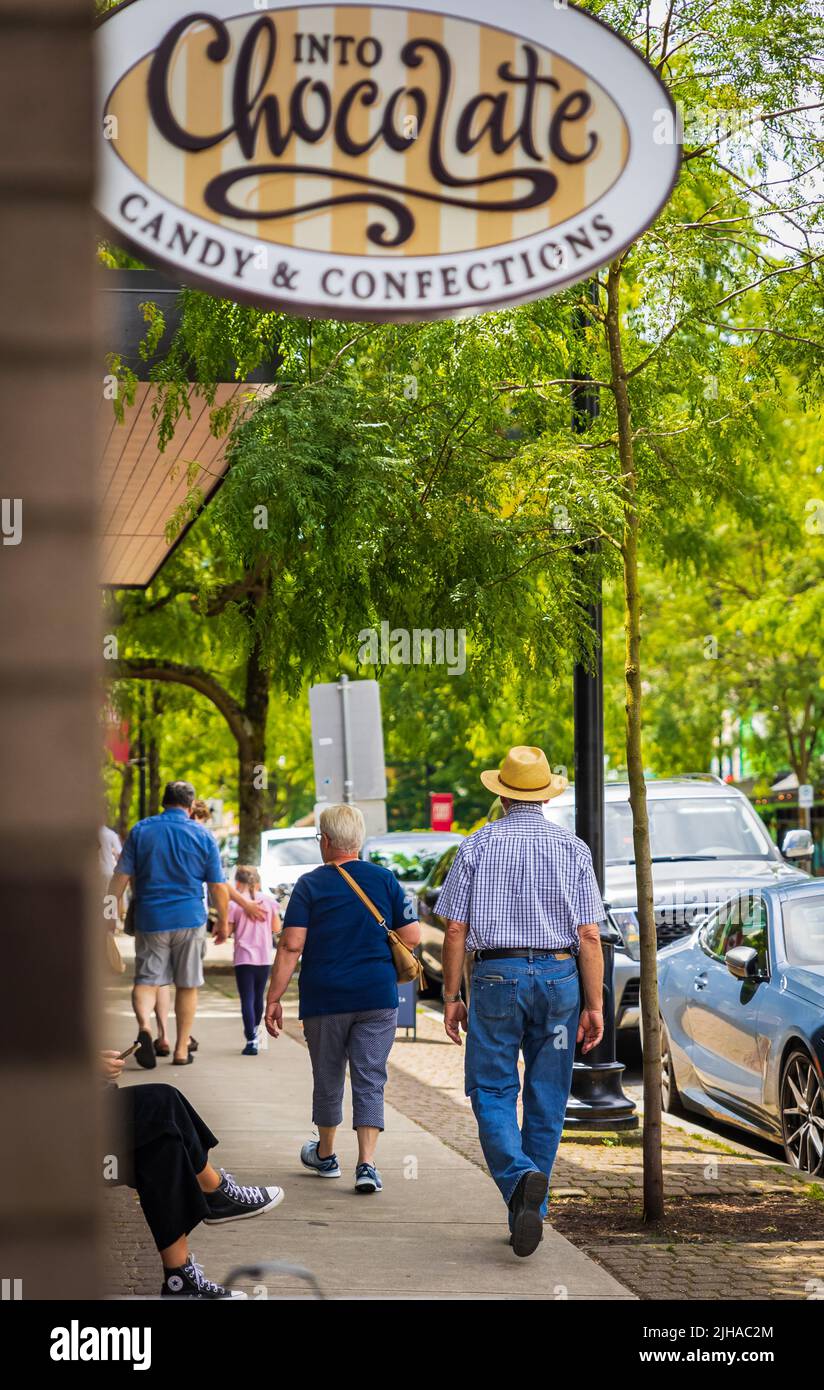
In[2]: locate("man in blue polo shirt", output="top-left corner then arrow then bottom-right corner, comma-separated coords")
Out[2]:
110,781 -> 228,1069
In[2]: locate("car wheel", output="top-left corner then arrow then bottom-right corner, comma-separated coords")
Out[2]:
660,1018 -> 684,1115
781,1048 -> 824,1176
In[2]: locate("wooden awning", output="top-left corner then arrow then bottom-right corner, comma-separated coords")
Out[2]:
98,381 -> 255,588
97,270 -> 274,588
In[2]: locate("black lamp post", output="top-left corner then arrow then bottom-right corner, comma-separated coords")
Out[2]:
565,281 -> 637,1131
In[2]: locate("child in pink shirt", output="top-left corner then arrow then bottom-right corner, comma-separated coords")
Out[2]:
228,866 -> 280,1056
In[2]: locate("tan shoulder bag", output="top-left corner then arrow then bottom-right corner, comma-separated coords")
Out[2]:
334,864 -> 426,988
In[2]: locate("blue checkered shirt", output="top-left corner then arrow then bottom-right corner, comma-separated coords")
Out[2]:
437,801 -> 605,952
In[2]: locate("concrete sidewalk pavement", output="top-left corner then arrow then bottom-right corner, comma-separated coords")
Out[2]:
105,982 -> 633,1301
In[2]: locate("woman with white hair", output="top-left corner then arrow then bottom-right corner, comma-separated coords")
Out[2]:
264,803 -> 420,1194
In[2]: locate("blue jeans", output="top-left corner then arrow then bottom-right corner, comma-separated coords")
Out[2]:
465,954 -> 580,1218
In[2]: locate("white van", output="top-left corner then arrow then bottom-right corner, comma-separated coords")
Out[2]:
259,826 -> 322,905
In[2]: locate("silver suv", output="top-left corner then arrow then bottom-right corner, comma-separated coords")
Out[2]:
544,775 -> 811,1033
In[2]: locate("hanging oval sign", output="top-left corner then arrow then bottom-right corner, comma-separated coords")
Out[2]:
97,1 -> 680,320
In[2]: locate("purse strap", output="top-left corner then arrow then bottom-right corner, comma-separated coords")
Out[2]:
334,863 -> 388,930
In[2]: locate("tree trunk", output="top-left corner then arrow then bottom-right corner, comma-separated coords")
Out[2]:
147,688 -> 163,817
237,612 -> 270,865
605,261 -> 665,1222
117,753 -> 135,840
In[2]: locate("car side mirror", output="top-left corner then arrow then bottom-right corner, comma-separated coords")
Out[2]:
725,946 -> 763,980
782,828 -> 814,859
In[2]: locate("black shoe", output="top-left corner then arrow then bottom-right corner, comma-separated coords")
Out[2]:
509,1171 -> 548,1258
161,1255 -> 246,1299
203,1169 -> 284,1225
135,1030 -> 156,1070
188,1035 -> 199,1052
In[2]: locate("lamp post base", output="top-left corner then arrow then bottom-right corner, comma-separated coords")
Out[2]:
564,1060 -> 638,1130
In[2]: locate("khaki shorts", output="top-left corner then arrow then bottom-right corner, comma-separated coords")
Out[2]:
134,926 -> 206,988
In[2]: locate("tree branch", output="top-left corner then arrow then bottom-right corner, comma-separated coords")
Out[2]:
115,658 -> 253,756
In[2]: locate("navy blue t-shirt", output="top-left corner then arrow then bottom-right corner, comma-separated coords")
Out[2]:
283,860 -> 415,1018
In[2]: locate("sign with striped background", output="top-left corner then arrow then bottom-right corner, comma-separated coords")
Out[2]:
96,1 -> 680,319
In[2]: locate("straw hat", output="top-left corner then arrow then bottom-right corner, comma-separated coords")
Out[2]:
480,746 -> 568,802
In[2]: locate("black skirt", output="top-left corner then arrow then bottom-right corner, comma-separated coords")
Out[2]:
105,1084 -> 218,1252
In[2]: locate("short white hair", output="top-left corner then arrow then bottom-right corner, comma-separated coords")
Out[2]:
319,803 -> 366,853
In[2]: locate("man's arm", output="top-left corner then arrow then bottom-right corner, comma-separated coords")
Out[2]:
434,842 -> 474,1044
107,871 -> 131,920
574,843 -> 606,1054
576,921 -> 604,1054
209,882 -> 229,941
442,919 -> 469,1044
228,884 -> 266,920
108,828 -> 136,923
264,927 -> 307,1037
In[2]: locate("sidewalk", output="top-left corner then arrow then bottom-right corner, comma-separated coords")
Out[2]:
103,979 -> 633,1301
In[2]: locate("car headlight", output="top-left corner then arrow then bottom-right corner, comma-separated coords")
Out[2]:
610,908 -> 641,961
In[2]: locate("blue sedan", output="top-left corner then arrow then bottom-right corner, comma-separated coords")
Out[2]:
658,880 -> 824,1174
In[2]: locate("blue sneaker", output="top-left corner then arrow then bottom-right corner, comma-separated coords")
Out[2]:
242,1041 -> 258,1056
354,1162 -> 382,1194
300,1140 -> 341,1178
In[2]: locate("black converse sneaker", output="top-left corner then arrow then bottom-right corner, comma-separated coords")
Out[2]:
202,1168 -> 285,1225
161,1255 -> 247,1299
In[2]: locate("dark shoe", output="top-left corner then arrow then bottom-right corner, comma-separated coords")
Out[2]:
171,1053 -> 193,1066
241,1041 -> 258,1056
509,1171 -> 548,1258
153,1038 -> 170,1057
161,1255 -> 246,1299
354,1162 -> 383,1194
203,1169 -> 284,1225
188,1035 -> 199,1053
135,1030 -> 156,1070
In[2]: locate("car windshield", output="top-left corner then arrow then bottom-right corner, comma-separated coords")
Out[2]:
262,840 -> 322,867
783,895 -> 824,966
364,844 -> 448,881
546,796 -> 773,864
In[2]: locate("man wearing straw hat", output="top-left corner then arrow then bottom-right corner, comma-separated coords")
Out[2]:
437,745 -> 605,1259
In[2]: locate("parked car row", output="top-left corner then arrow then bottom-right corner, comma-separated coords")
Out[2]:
258,825 -> 464,905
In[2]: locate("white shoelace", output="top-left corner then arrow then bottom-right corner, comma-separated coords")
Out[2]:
185,1257 -> 225,1295
220,1168 -> 264,1204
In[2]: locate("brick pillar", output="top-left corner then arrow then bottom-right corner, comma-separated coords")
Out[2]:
0,0 -> 102,1299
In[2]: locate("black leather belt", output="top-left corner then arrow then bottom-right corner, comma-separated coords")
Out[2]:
473,948 -> 573,961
